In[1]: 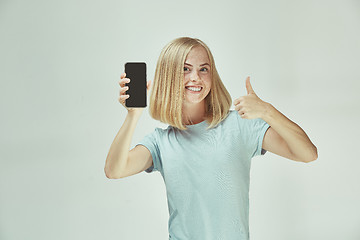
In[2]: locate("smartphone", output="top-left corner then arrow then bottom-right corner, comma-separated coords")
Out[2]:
124,62 -> 147,108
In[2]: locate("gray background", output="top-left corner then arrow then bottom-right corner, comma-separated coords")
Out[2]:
1,0 -> 360,239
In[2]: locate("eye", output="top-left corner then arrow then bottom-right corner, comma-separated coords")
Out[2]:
184,67 -> 208,72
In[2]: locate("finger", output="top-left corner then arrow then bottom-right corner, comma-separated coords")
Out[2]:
118,94 -> 129,101
238,110 -> 245,117
234,104 -> 241,112
119,78 -> 130,87
120,72 -> 126,79
233,97 -> 243,105
147,80 -> 152,91
120,86 -> 129,94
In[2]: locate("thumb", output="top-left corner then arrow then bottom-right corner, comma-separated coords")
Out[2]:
147,80 -> 152,91
246,76 -> 255,95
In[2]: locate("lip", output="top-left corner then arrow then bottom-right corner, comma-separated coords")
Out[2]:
185,86 -> 202,88
186,86 -> 203,93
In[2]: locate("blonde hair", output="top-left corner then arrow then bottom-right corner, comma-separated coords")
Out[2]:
149,37 -> 232,130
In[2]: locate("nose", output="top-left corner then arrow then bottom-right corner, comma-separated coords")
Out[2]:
190,70 -> 199,81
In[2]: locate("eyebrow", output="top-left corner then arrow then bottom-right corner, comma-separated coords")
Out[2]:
184,62 -> 210,67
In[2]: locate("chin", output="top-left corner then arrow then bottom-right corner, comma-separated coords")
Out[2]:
184,98 -> 205,104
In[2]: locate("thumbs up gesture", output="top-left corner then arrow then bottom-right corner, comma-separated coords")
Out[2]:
233,76 -> 269,119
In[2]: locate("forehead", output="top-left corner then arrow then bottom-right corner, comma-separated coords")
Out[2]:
185,46 -> 210,62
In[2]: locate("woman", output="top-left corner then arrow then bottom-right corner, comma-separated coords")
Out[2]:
105,37 -> 318,240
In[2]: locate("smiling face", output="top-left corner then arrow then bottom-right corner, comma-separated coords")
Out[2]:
183,45 -> 212,105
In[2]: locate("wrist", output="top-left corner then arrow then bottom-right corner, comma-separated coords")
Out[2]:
262,102 -> 274,122
127,109 -> 143,117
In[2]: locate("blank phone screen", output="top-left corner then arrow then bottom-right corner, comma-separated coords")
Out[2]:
124,62 -> 147,108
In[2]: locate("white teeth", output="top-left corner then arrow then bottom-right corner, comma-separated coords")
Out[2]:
186,87 -> 202,92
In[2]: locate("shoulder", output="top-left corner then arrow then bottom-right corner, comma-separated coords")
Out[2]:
225,109 -> 241,125
207,110 -> 239,132
142,127 -> 166,141
229,109 -> 239,118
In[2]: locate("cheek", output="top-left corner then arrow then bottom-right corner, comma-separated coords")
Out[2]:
205,79 -> 212,89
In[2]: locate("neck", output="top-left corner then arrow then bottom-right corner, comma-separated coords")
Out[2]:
182,100 -> 206,125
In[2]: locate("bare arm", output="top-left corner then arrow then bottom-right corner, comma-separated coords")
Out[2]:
262,103 -> 318,162
104,112 -> 142,179
233,76 -> 317,163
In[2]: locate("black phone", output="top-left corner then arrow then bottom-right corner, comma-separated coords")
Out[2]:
124,62 -> 147,108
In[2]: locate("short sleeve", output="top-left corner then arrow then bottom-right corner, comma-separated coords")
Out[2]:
235,112 -> 271,158
135,128 -> 162,173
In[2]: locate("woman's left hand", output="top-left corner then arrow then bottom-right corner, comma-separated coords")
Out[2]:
233,76 -> 269,120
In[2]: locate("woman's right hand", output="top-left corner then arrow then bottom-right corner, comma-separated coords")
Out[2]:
118,72 -> 152,115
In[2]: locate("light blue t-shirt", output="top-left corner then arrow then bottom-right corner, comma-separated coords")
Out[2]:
136,110 -> 271,240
